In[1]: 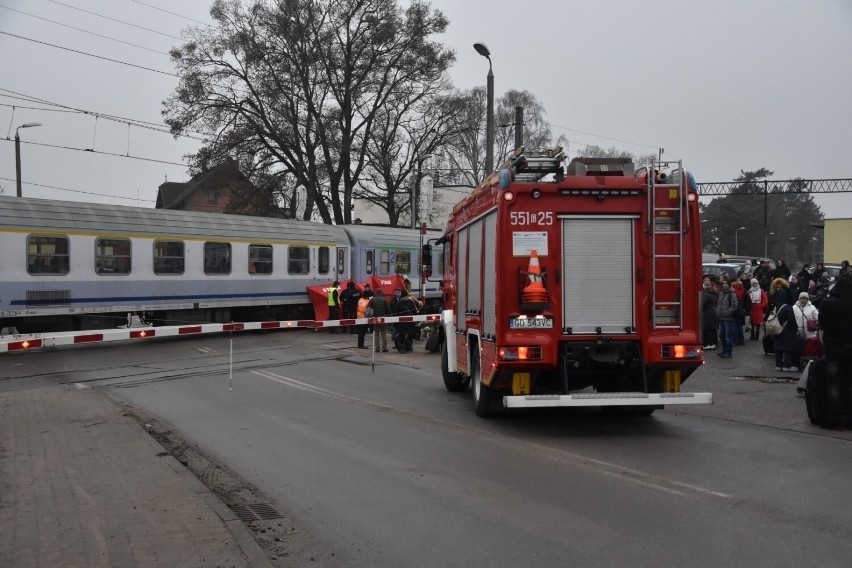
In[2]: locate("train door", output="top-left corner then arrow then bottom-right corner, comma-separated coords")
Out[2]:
337,246 -> 348,280
353,248 -> 374,282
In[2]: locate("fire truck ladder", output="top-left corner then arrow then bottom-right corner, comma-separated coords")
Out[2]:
648,160 -> 685,330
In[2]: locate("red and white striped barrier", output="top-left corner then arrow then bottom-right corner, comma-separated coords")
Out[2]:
0,314 -> 441,353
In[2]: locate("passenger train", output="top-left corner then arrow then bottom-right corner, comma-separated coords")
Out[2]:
0,195 -> 443,334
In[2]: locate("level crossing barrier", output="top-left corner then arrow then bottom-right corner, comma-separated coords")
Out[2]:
0,313 -> 442,354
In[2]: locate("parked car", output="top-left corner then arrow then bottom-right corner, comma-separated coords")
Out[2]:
702,263 -> 741,280
823,264 -> 843,279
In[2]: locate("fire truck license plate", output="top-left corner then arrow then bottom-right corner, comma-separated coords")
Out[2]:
509,317 -> 553,329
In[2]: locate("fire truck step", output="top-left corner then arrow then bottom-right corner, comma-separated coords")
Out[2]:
502,392 -> 713,408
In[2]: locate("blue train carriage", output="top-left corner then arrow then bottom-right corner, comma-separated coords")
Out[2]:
340,224 -> 444,307
0,195 -> 351,333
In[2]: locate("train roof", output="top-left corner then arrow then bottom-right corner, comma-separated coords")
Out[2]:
0,196 -> 348,243
339,224 -> 442,248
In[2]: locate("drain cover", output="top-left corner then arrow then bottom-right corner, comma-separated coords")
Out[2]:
230,502 -> 283,523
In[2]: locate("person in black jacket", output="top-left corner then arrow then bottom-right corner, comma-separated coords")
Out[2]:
367,289 -> 391,352
773,302 -> 801,372
392,289 -> 419,353
772,259 -> 791,280
818,274 -> 852,429
340,282 -> 361,334
769,278 -> 794,310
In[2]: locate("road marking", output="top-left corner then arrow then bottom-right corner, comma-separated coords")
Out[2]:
251,369 -> 732,500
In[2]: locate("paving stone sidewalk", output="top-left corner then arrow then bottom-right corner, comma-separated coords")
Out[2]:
0,384 -> 266,568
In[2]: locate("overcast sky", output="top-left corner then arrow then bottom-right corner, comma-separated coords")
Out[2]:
1,0 -> 850,216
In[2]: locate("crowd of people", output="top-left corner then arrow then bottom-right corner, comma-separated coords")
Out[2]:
331,277 -> 424,354
703,257 -> 852,429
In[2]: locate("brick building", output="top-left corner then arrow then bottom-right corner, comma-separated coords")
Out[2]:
155,158 -> 254,214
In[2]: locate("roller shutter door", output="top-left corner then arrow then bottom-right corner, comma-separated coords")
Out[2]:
561,217 -> 635,334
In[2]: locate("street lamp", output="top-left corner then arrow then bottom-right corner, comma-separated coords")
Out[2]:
473,42 -> 494,178
735,226 -> 746,256
15,122 -> 42,197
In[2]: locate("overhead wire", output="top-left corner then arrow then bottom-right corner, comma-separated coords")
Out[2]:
0,87 -> 207,141
130,0 -> 211,27
48,0 -> 183,40
0,177 -> 156,203
548,121 -> 662,152
0,31 -> 177,76
0,138 -> 187,167
0,4 -> 170,54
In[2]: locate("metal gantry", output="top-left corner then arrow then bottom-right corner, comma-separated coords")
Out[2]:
697,178 -> 852,196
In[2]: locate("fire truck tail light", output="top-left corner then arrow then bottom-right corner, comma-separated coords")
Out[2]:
661,345 -> 701,359
502,191 -> 515,202
498,346 -> 543,361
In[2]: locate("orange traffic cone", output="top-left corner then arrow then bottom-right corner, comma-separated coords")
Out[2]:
522,249 -> 549,305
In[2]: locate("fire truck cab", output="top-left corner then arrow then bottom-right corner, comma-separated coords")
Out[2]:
437,149 -> 712,417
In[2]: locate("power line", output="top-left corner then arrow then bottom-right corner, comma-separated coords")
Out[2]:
131,0 -> 211,27
0,138 -> 187,167
0,31 -> 177,76
0,4 -> 169,54
48,0 -> 183,40
0,88 -> 206,141
0,177 -> 156,203
0,102 -> 79,114
548,121 -> 660,151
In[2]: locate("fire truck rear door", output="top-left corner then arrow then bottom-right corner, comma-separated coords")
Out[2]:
561,216 -> 636,334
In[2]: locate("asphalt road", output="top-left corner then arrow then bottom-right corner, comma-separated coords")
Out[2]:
3,330 -> 851,567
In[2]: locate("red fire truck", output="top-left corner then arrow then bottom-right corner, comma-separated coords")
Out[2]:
434,150 -> 712,417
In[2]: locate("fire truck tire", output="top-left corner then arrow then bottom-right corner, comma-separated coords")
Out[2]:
441,340 -> 469,392
471,352 -> 500,418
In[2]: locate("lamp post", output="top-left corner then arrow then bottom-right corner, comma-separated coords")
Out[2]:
473,42 -> 494,178
735,226 -> 746,256
15,122 -> 42,197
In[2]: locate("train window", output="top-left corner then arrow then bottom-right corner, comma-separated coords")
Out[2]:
95,238 -> 131,275
154,241 -> 184,275
288,246 -> 309,274
395,251 -> 411,275
27,235 -> 70,275
318,247 -> 330,274
204,242 -> 231,275
379,250 -> 391,274
337,248 -> 345,276
365,250 -> 373,275
249,244 -> 273,274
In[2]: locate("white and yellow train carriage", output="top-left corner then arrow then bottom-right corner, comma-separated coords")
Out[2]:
0,195 -> 351,333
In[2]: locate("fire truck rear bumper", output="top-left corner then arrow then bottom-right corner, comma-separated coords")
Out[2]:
502,392 -> 713,408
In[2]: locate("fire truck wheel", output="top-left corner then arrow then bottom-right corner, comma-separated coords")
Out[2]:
442,340 -> 470,392
471,351 -> 500,418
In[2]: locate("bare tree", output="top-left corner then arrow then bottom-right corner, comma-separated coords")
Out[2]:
355,89 -> 467,226
440,88 -> 564,187
164,0 -> 455,224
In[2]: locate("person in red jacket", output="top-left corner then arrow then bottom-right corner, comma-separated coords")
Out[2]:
747,278 -> 769,340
